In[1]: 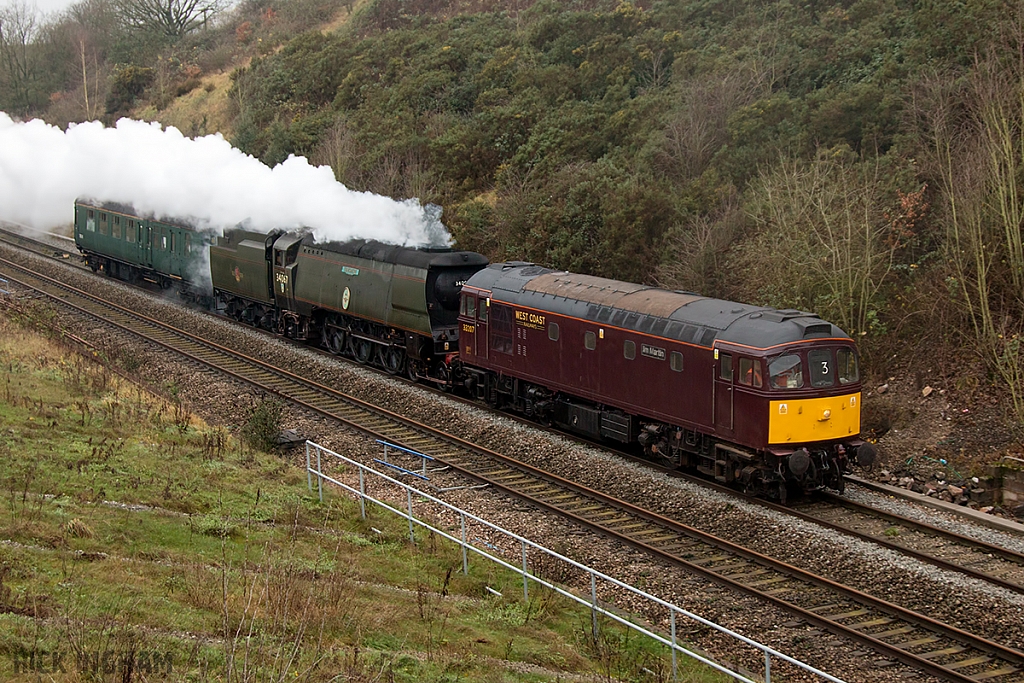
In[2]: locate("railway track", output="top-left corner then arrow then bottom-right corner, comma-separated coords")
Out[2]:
4,255 -> 1024,681
0,224 -> 80,262
522,428 -> 1024,600
622,456 -> 1024,598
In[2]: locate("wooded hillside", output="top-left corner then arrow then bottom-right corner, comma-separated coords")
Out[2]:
3,0 -> 1024,423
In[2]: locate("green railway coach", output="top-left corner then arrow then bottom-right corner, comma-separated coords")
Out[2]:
74,199 -> 211,299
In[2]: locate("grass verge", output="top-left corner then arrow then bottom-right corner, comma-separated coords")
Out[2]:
0,307 -> 729,682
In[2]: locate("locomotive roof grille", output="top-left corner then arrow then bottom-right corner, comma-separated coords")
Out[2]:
464,262 -> 853,349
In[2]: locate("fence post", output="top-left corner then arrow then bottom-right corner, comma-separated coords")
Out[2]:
590,571 -> 598,641
521,540 -> 529,602
671,609 -> 678,681
765,650 -> 771,683
305,442 -> 311,492
407,487 -> 414,543
316,445 -> 323,502
359,467 -> 366,519
461,513 -> 468,575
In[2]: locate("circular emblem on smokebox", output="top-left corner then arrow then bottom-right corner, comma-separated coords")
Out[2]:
342,287 -> 351,310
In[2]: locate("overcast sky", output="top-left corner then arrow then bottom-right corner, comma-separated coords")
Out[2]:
6,0 -> 75,19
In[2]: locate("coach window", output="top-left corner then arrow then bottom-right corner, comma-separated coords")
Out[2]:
467,296 -> 477,318
670,351 -> 683,372
837,347 -> 859,384
99,213 -> 108,236
548,322 -> 559,341
170,233 -> 176,253
112,216 -> 122,239
126,220 -> 136,243
739,358 -> 763,388
161,234 -> 168,250
584,331 -> 597,351
808,349 -> 835,388
719,352 -> 733,381
478,298 -> 488,322
86,210 -> 96,231
624,340 -> 636,360
769,354 -> 804,389
185,234 -> 191,254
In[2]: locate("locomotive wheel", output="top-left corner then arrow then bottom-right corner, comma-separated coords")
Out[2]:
353,339 -> 373,364
383,347 -> 404,375
434,363 -> 451,391
406,360 -> 420,381
328,330 -> 345,355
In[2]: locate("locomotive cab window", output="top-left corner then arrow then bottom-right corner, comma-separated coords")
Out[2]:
624,340 -> 636,360
719,353 -> 733,381
584,331 -> 597,351
478,298 -> 488,322
459,295 -> 468,316
769,354 -> 804,389
466,296 -> 477,318
837,347 -> 859,384
739,358 -> 763,387
548,322 -> 559,341
670,351 -> 683,372
808,349 -> 835,387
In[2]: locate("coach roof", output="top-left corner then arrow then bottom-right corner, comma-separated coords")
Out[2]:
465,263 -> 851,349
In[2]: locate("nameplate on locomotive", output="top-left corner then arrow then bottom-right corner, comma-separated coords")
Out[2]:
641,344 -> 666,360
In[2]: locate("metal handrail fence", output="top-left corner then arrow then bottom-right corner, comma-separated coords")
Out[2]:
305,439 -> 847,683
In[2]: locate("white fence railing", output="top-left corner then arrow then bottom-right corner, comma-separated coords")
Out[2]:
306,440 -> 847,683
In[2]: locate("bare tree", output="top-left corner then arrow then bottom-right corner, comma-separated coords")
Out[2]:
657,67 -> 767,181
114,0 -> 222,38
0,0 -> 39,113
745,149 -> 902,340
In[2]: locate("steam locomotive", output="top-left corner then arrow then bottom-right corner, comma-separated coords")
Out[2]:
73,199 -> 874,501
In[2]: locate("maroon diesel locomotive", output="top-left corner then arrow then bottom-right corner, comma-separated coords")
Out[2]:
456,262 -> 875,502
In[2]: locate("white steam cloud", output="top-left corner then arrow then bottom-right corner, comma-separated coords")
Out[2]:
0,113 -> 451,247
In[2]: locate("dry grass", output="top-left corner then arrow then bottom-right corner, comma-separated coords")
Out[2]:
139,71 -> 237,139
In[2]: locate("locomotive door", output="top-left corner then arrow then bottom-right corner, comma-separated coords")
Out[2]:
476,296 -> 489,359
714,350 -> 735,435
140,223 -> 152,268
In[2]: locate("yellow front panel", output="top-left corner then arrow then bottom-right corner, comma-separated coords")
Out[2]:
769,393 -> 861,445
